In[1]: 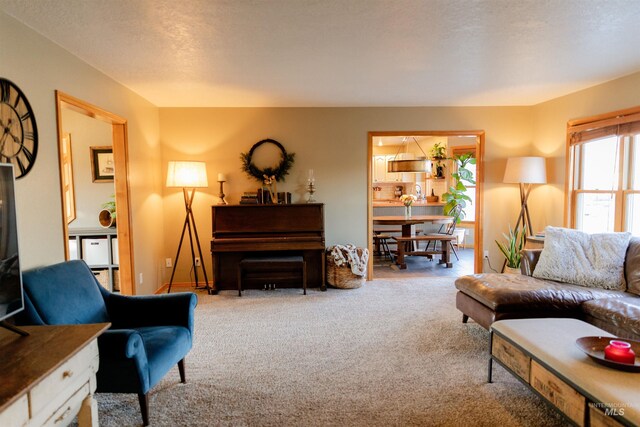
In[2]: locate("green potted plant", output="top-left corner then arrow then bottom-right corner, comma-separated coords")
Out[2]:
495,224 -> 527,274
430,142 -> 447,178
430,142 -> 447,159
441,152 -> 475,222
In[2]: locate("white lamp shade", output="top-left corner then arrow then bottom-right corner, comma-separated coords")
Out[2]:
166,161 -> 208,188
503,157 -> 547,184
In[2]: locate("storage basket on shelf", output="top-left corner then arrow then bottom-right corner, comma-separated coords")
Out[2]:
326,244 -> 369,289
93,270 -> 109,290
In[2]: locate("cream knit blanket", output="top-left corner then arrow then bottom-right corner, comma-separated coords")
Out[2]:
328,244 -> 369,277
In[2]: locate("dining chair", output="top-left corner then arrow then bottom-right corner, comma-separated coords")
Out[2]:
424,204 -> 463,260
373,231 -> 394,261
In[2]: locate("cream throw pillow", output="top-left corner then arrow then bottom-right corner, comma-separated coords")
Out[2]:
532,226 -> 631,290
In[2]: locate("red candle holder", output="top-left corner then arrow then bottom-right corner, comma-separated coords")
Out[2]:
604,340 -> 636,364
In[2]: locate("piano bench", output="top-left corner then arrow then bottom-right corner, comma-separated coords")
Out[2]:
237,256 -> 307,297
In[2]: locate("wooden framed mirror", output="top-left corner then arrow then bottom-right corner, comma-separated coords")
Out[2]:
55,91 -> 135,295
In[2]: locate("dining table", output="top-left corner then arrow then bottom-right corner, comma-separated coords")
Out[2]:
373,215 -> 454,268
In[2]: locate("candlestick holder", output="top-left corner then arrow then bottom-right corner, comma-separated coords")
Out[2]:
217,180 -> 228,204
307,178 -> 316,203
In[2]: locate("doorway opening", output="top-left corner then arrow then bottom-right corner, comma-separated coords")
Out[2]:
55,91 -> 135,294
367,131 -> 485,280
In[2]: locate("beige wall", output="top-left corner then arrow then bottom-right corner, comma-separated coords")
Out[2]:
160,107 -> 533,277
0,12 -> 163,294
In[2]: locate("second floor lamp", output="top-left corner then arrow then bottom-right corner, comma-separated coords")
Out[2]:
503,156 -> 547,237
166,161 -> 212,294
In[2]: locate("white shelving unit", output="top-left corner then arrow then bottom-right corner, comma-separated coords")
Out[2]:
68,228 -> 119,292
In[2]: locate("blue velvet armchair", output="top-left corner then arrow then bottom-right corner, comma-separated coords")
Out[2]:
16,260 -> 197,426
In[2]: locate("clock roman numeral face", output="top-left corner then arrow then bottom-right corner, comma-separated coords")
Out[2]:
0,78 -> 38,179
0,80 -> 11,103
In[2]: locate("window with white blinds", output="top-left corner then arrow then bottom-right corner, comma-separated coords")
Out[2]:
567,107 -> 640,236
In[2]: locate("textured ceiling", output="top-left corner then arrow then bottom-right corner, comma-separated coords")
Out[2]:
2,0 -> 640,107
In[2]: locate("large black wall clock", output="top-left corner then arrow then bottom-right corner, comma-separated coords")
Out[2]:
0,78 -> 38,179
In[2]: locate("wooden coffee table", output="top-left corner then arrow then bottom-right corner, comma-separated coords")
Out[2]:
489,318 -> 640,426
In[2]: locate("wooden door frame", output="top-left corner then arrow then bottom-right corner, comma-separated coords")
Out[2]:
367,130 -> 485,279
55,91 -> 135,295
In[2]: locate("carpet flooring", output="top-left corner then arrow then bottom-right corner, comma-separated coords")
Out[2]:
94,278 -> 568,427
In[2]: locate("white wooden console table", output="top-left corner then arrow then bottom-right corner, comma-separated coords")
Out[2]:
0,323 -> 109,426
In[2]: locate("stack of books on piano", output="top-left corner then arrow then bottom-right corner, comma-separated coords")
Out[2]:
278,192 -> 292,204
240,192 -> 259,204
240,190 -> 292,204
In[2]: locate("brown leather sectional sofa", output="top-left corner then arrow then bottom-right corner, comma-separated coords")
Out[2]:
455,237 -> 640,339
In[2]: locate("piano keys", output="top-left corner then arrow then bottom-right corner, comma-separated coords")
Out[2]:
210,204 -> 326,292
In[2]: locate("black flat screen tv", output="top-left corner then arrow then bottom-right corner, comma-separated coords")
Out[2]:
0,164 -> 23,323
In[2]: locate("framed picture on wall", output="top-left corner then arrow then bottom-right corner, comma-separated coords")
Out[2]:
90,146 -> 114,182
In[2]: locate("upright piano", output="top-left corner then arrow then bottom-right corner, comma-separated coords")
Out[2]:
210,204 -> 326,292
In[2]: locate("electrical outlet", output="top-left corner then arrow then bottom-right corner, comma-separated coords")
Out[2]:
139,273 -> 143,284
165,258 -> 172,268
484,250 -> 490,259
195,257 -> 201,267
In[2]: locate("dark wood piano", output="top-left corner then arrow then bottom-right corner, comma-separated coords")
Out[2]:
210,204 -> 326,292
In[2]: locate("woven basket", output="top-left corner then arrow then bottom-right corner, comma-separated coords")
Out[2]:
93,270 -> 109,290
326,256 -> 365,289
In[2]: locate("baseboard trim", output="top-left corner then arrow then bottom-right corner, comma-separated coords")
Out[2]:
155,282 -> 201,294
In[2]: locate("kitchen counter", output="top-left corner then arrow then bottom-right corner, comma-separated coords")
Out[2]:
373,200 -> 445,207
372,202 -> 445,235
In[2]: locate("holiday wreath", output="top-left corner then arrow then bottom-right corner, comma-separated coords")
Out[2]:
240,139 -> 295,182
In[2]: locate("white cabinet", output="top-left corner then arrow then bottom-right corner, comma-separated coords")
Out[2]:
82,238 -> 109,265
0,324 -> 107,427
68,228 -> 119,292
372,155 -> 409,182
400,171 -> 415,186
372,155 -> 387,182
384,155 -> 400,182
112,237 -> 119,264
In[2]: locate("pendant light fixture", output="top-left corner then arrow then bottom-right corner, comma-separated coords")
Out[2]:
387,137 -> 432,174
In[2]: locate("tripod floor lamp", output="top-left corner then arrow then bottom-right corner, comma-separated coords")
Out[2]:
503,156 -> 547,237
166,161 -> 213,294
